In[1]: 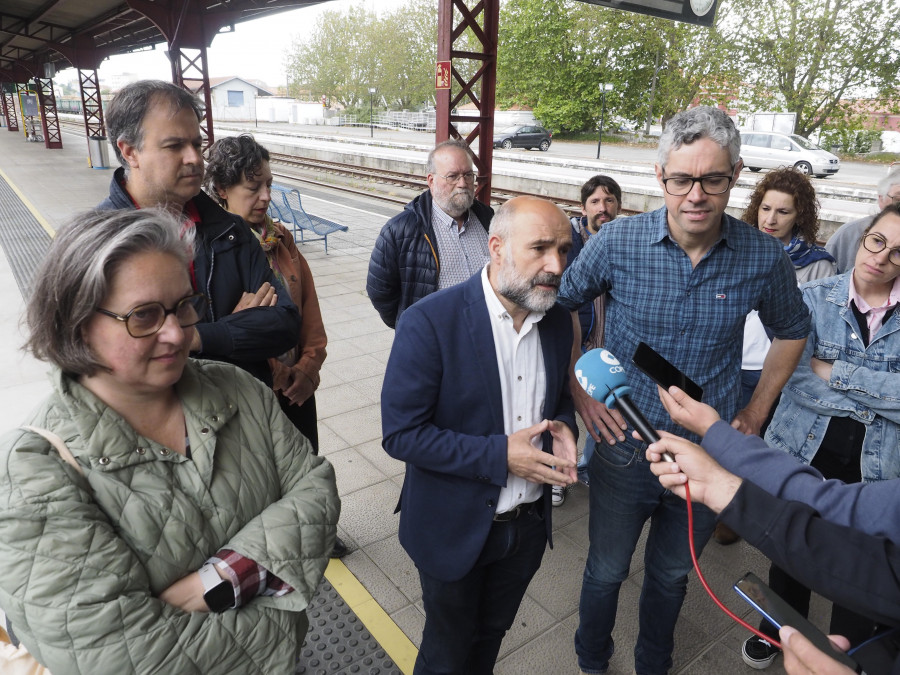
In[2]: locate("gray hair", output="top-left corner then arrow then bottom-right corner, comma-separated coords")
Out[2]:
425,138 -> 473,175
657,106 -> 741,170
26,209 -> 195,376
106,80 -> 204,166
877,168 -> 900,196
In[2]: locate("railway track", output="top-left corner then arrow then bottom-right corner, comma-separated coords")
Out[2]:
57,117 -> 634,216
268,152 -> 633,218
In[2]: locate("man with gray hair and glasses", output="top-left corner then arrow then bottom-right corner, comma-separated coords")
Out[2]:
367,138 -> 493,327
827,167 -> 900,273
557,106 -> 811,675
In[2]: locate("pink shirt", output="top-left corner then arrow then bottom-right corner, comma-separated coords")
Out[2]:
849,271 -> 900,336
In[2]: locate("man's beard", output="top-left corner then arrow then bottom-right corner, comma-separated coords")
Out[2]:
496,261 -> 560,314
438,188 -> 475,218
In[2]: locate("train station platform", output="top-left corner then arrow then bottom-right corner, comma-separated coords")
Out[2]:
0,125 -> 830,674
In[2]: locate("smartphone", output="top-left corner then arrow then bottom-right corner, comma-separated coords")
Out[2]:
734,573 -> 862,672
631,342 -> 703,401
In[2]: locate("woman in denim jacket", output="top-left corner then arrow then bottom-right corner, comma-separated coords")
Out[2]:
741,204 -> 900,670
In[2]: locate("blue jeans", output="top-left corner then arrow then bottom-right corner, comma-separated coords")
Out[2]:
577,435 -> 598,484
414,503 -> 547,675
574,438 -> 717,674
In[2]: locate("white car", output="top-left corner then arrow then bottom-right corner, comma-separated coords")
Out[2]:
740,131 -> 840,178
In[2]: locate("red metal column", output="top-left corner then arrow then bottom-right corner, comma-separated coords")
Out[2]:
435,0 -> 500,203
77,68 -> 106,138
33,77 -> 62,149
169,45 -> 214,147
1,87 -> 19,132
16,83 -> 32,139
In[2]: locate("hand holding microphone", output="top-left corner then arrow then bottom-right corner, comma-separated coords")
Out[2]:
574,349 -> 674,462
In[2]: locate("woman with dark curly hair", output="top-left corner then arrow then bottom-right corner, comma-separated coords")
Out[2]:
718,169 -> 839,548
742,167 -> 836,284
204,134 -> 349,558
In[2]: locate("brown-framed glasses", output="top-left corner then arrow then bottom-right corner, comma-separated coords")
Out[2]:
96,293 -> 209,338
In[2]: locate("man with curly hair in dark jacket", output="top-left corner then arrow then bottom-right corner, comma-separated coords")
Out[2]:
366,139 -> 494,328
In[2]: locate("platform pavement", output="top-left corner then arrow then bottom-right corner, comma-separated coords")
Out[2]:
0,126 -> 834,674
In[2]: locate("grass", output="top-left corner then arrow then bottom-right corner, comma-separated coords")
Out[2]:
845,151 -> 900,165
553,130 -> 653,146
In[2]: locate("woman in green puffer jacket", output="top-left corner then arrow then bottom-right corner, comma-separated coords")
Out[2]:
0,208 -> 340,674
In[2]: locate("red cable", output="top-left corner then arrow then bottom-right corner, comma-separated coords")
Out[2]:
683,481 -> 783,651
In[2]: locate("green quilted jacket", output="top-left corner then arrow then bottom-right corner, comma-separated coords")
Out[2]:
0,359 -> 340,674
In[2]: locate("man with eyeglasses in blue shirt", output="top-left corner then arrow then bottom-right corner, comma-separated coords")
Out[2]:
557,106 -> 811,675
367,139 -> 494,328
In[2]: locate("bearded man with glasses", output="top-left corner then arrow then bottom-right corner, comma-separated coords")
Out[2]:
367,138 -> 493,328
557,106 -> 812,675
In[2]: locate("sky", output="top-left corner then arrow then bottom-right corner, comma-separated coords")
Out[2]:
56,0 -> 402,91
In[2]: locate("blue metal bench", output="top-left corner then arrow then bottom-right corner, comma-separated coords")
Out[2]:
269,184 -> 348,253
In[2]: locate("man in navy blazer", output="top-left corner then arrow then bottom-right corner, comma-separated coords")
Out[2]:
382,196 -> 579,674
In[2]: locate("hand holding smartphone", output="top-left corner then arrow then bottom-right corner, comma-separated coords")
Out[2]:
734,573 -> 861,672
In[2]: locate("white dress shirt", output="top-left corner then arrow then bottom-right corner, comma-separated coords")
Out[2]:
480,266 -> 546,514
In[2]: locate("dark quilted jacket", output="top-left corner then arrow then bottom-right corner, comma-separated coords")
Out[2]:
365,190 -> 493,328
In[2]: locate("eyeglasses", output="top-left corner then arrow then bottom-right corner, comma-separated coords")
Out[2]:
660,168 -> 735,196
887,193 -> 900,205
96,293 -> 209,338
437,172 -> 477,184
862,233 -> 900,267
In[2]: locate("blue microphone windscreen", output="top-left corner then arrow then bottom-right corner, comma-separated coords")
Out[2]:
575,349 -> 632,408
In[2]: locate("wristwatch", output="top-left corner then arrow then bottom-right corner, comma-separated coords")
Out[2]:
198,563 -> 233,613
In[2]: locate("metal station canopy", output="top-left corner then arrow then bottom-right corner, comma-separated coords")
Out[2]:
0,0 -> 717,200
0,0 -> 323,149
579,0 -> 718,27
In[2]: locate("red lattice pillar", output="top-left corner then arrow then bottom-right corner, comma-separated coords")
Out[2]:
170,45 -> 214,148
1,87 -> 19,132
435,0 -> 499,203
34,77 -> 63,149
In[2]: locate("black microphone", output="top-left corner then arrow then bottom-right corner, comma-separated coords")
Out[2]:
574,348 -> 674,462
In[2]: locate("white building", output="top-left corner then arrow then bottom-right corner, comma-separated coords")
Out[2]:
209,76 -> 274,122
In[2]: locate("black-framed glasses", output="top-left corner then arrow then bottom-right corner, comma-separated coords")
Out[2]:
660,167 -> 735,196
96,293 -> 209,338
437,172 -> 477,184
862,233 -> 900,267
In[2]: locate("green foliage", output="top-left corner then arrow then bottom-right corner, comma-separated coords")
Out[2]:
284,0 -> 900,140
285,0 -> 436,110
495,0 -> 737,133
730,0 -> 900,137
818,128 -> 882,155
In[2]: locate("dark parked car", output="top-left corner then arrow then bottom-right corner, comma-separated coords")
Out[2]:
493,125 -> 552,151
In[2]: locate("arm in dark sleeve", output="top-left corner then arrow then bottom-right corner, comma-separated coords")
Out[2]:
366,223 -> 401,328
381,305 -> 509,485
196,241 -> 301,362
702,421 -> 900,541
719,480 -> 900,628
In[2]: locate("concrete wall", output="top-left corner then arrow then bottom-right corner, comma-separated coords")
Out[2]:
254,98 -> 325,125
263,139 -> 860,235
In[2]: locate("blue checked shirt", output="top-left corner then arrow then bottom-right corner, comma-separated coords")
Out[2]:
558,206 -> 810,440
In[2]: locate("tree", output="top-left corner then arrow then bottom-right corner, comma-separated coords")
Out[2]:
495,0 -> 737,133
729,0 -> 900,137
285,5 -> 378,108
284,0 -> 437,111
